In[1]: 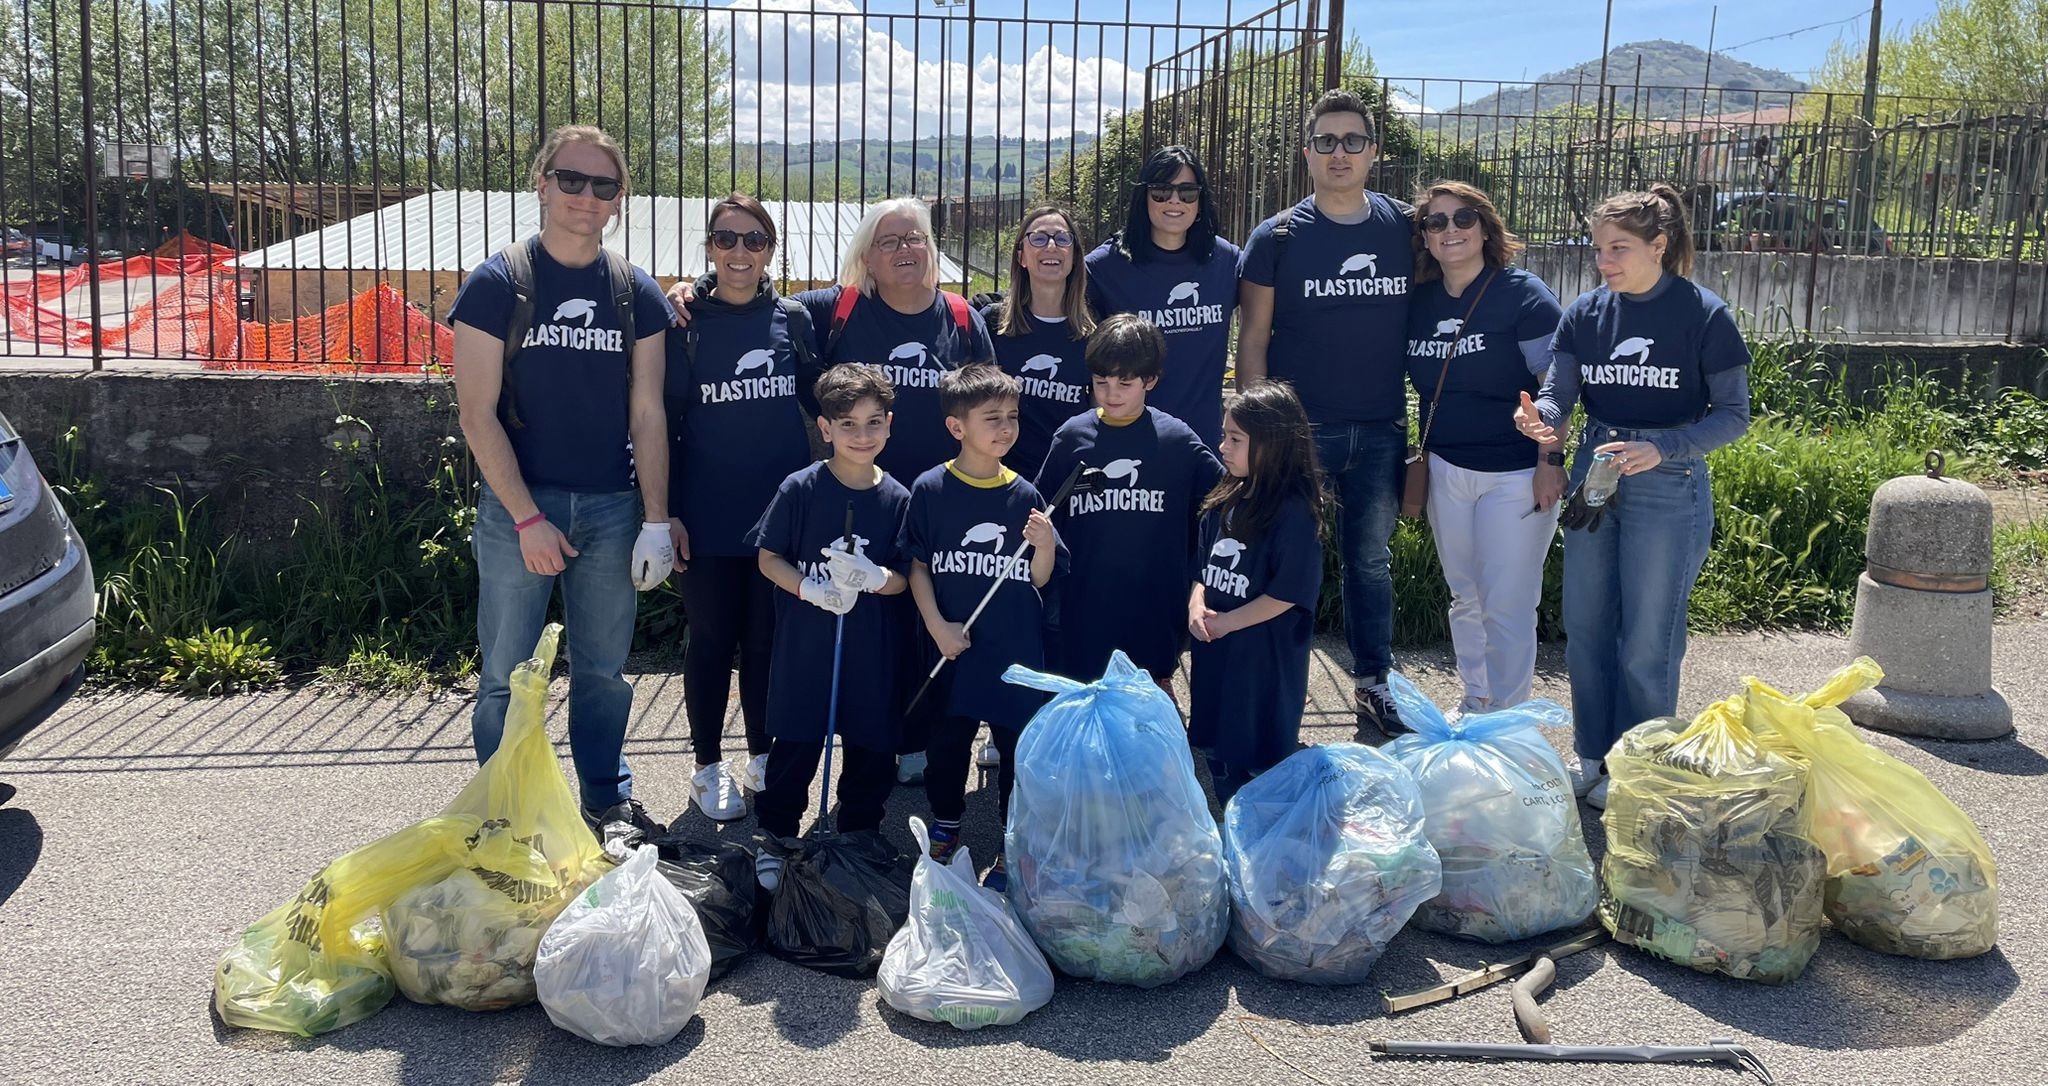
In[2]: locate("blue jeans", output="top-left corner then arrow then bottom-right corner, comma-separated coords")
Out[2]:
1560,422 -> 1715,762
1313,419 -> 1405,683
472,484 -> 643,811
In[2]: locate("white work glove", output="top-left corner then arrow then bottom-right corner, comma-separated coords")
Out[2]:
821,546 -> 889,592
798,575 -> 857,616
630,522 -> 675,591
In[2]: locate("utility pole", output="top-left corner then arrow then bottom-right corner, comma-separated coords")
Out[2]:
1852,0 -> 1883,245
1597,0 -> 1614,90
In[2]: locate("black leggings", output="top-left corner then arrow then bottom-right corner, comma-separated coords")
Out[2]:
679,555 -> 774,765
926,714 -> 1020,825
755,738 -> 895,838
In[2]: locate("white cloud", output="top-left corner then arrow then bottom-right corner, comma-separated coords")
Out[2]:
716,0 -> 1145,143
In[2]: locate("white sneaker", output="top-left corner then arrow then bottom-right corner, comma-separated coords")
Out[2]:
976,742 -> 1001,768
691,762 -> 746,822
742,752 -> 770,794
896,751 -> 928,785
1586,775 -> 1612,811
1568,757 -> 1605,798
755,852 -> 783,893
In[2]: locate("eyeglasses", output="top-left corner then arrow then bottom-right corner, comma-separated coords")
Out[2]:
873,231 -> 930,253
1308,132 -> 1372,154
1024,230 -> 1074,249
546,168 -> 622,200
710,229 -> 772,252
1422,207 -> 1482,233
1146,182 -> 1202,204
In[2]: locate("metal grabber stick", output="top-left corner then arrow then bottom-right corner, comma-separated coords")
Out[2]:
817,501 -> 855,833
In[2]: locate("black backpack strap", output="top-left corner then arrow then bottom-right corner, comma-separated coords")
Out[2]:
602,250 -> 643,421
497,237 -> 539,430
780,296 -> 824,420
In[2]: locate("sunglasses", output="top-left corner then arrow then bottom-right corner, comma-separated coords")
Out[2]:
710,229 -> 772,252
1423,207 -> 1482,233
546,168 -> 622,200
1024,230 -> 1074,249
1308,132 -> 1372,154
873,231 -> 930,253
1146,182 -> 1202,204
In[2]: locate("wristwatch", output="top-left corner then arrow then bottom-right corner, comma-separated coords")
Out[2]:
1545,451 -> 1566,466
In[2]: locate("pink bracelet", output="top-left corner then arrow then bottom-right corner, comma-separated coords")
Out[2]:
513,512 -> 547,532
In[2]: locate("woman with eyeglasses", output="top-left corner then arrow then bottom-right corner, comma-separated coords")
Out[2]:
1402,180 -> 1565,717
1083,145 -> 1240,445
662,192 -> 818,823
984,204 -> 1097,477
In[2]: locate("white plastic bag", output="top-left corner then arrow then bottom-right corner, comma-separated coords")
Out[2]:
879,818 -> 1056,1029
534,844 -> 712,1047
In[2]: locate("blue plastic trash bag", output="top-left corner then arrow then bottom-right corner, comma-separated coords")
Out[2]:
1222,743 -> 1441,984
1383,675 -> 1598,943
1001,652 -> 1230,988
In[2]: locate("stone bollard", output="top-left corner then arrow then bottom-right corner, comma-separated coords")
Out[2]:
1840,452 -> 2013,740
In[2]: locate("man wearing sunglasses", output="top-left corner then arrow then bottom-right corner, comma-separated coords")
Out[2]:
1236,87 -> 1417,737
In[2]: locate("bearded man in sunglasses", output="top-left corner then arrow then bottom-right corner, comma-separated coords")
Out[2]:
449,124 -> 677,841
1235,87 -> 1417,737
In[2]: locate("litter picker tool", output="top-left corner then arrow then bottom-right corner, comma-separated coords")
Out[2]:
817,500 -> 856,834
1381,926 -> 1608,1014
904,459 -> 1086,717
1367,1037 -> 1775,1084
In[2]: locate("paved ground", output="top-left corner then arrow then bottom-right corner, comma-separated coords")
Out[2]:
2,626 -> 2043,1086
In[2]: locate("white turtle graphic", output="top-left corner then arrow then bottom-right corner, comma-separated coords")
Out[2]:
1020,354 -> 1061,376
552,298 -> 599,326
1609,336 -> 1656,365
1085,458 -> 1143,487
734,348 -> 777,376
960,522 -> 1008,551
1435,318 -> 1465,337
1166,281 -> 1202,307
889,341 -> 930,366
1338,253 -> 1378,277
1210,537 -> 1248,570
828,533 -> 871,558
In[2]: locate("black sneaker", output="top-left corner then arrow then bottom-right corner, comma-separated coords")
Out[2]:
583,798 -> 667,846
1355,681 -> 1409,738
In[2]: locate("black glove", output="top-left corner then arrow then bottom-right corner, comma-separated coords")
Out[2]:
1558,480 -> 1618,533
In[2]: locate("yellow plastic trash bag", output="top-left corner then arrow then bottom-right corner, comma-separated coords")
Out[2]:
1746,659 -> 1999,960
213,815 -> 478,1036
386,623 -> 611,1010
1598,696 -> 1827,984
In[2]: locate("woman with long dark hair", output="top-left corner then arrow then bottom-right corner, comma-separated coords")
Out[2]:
984,204 -> 1097,477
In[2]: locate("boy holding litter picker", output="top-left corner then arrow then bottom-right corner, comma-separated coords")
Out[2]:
1036,314 -> 1223,690
900,363 -> 1069,891
747,364 -> 913,891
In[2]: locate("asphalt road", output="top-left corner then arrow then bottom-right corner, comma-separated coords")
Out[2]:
2,626 -> 2043,1086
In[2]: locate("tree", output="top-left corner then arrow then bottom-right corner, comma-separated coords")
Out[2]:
1813,0 -> 2048,107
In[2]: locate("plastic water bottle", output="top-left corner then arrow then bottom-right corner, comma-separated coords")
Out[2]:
1583,451 -> 1621,507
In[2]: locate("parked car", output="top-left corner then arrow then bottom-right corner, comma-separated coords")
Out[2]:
0,408 -> 96,760
2,227 -> 31,260
1701,192 -> 1892,255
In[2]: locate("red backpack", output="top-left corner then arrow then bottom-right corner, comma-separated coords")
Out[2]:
825,286 -> 972,358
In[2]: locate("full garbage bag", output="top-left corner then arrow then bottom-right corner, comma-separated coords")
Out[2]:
1745,659 -> 1998,960
760,829 -> 912,978
1383,675 -> 1597,943
1001,652 -> 1230,988
534,844 -> 713,1046
879,818 -> 1057,1028
1222,743 -> 1442,984
386,624 -> 612,1010
650,833 -> 759,980
1598,694 -> 1826,984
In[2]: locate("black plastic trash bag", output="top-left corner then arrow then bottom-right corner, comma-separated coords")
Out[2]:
651,835 -> 760,981
760,830 -> 912,979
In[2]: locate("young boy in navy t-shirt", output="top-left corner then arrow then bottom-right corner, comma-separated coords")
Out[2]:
746,364 -> 913,891
900,364 -> 1066,891
1036,314 -> 1222,689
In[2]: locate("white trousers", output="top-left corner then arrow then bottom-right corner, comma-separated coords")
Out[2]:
1425,453 -> 1560,712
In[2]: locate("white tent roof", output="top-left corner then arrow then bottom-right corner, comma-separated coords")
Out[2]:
228,190 -> 966,283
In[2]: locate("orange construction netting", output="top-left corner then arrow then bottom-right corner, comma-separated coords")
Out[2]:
218,282 -> 453,372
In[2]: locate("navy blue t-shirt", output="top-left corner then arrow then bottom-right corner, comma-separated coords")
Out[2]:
797,286 -> 996,482
1405,268 -> 1564,473
983,303 -> 1090,479
1239,195 -> 1415,425
1084,238 -> 1242,443
1187,495 -> 1322,770
668,283 -> 816,556
1551,276 -> 1750,429
899,464 -> 1067,731
1035,408 -> 1222,680
748,462 -> 912,750
450,240 -> 672,492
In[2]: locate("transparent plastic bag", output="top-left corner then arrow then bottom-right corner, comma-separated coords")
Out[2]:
879,818 -> 1056,1029
1745,659 -> 1999,960
1599,696 -> 1826,984
1383,675 -> 1597,943
1222,743 -> 1441,984
535,844 -> 712,1046
1001,652 -> 1229,988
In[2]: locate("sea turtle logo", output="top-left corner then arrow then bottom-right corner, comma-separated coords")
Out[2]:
889,341 -> 931,367
1020,354 -> 1061,376
734,348 -> 776,376
960,522 -> 1007,551
1338,253 -> 1378,277
1609,336 -> 1655,365
1210,537 -> 1247,570
552,298 -> 599,326
1166,281 -> 1201,307
1435,318 -> 1464,337
1085,458 -> 1143,487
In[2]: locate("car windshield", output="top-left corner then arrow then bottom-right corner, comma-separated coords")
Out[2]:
0,410 -> 18,444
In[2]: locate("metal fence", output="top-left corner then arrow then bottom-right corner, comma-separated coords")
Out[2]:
2,0 -> 2046,367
